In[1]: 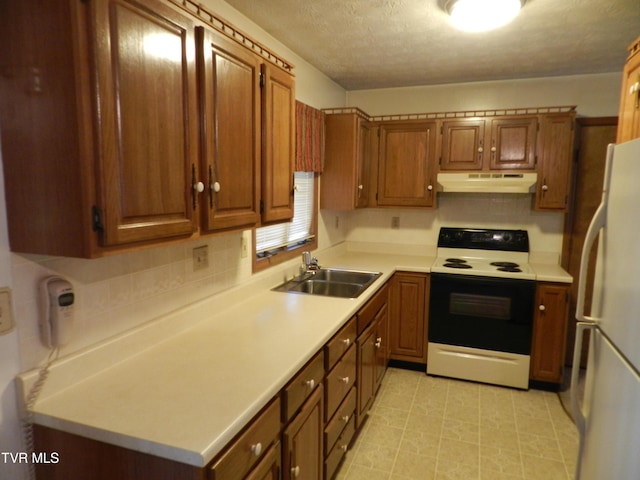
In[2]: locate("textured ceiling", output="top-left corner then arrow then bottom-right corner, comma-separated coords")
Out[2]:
223,0 -> 640,90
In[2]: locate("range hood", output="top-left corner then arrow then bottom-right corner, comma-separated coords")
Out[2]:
437,172 -> 538,194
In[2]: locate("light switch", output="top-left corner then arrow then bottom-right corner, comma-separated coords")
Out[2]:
0,288 -> 15,335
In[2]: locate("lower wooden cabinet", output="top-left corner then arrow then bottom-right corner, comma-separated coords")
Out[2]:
356,285 -> 389,428
389,272 -> 429,363
245,442 -> 281,480
530,282 -> 570,384
283,385 -> 324,480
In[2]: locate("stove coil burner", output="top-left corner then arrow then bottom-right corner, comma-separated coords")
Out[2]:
491,261 -> 522,273
443,258 -> 472,269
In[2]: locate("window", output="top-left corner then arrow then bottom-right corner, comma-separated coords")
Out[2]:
253,172 -> 318,271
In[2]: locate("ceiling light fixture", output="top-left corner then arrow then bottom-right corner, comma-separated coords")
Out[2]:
446,0 -> 525,33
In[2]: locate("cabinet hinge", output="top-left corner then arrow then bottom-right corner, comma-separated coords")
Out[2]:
259,73 -> 265,88
92,206 -> 104,232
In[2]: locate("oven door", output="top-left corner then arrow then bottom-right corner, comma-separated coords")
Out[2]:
428,273 -> 535,355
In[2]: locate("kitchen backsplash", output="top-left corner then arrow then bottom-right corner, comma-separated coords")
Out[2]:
13,231 -> 253,371
13,192 -> 563,373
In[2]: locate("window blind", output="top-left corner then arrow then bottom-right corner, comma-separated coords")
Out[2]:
256,172 -> 314,254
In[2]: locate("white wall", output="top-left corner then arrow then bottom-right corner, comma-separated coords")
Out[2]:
347,72 -> 622,117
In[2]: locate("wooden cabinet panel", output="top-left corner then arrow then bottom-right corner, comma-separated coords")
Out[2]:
389,272 -> 429,363
324,415 -> 355,480
321,112 -> 372,210
93,0 -> 199,246
261,63 -> 295,224
534,114 -> 575,211
210,397 -> 281,480
283,352 -> 325,422
198,27 -> 261,231
356,285 -> 389,428
377,122 -> 437,207
283,385 -> 324,480
440,119 -> 485,171
325,346 -> 356,420
617,36 -> 640,143
324,388 -> 356,453
489,117 -> 537,170
325,316 -> 357,370
245,442 -> 281,480
530,283 -> 569,384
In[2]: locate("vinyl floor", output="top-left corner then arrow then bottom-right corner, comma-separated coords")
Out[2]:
336,367 -> 579,480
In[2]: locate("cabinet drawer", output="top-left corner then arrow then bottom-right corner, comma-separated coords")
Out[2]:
325,316 -> 357,370
324,414 -> 356,480
357,284 -> 389,334
283,351 -> 325,422
210,396 -> 281,480
325,345 -> 356,420
324,387 -> 356,452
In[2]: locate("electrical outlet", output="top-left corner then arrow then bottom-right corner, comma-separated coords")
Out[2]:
241,235 -> 248,258
391,216 -> 400,229
192,245 -> 209,271
0,288 -> 15,335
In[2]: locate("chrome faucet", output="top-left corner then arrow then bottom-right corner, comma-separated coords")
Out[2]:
301,251 -> 320,274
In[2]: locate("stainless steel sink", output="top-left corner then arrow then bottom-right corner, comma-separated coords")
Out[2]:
272,268 -> 382,298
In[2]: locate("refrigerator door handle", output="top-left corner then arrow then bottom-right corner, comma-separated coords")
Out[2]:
570,322 -> 596,438
575,201 -> 606,324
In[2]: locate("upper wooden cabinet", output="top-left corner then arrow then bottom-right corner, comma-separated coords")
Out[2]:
198,27 -> 261,232
440,116 -> 537,171
260,63 -> 295,225
0,0 -> 295,257
534,114 -> 575,212
377,121 -> 438,208
321,110 -> 372,210
617,36 -> 640,143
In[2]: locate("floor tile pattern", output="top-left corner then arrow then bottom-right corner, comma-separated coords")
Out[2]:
336,368 -> 579,480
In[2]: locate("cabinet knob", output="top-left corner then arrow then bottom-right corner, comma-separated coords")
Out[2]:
342,338 -> 350,347
193,181 -> 205,193
250,442 -> 262,456
630,82 -> 640,94
541,184 -> 549,191
491,146 -> 497,152
341,414 -> 350,423
339,376 -> 350,384
427,184 -> 433,191
305,379 -> 315,389
539,304 -> 546,311
358,184 -> 364,190
340,444 -> 348,452
291,466 -> 301,478
211,181 -> 221,193
375,337 -> 382,348
477,147 -> 484,153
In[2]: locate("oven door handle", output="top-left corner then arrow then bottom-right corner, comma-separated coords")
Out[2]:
575,200 -> 606,324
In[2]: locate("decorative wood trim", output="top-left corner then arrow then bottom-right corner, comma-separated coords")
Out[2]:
167,0 -> 295,73
324,106 -> 577,122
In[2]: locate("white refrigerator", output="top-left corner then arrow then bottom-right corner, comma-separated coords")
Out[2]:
571,138 -> 640,479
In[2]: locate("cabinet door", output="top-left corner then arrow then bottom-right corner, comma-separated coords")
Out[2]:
198,28 -> 261,231
389,272 -> 428,363
373,302 -> 389,390
283,385 -> 323,480
355,118 -> 372,208
534,114 -> 575,211
261,63 -> 295,224
321,113 -> 371,210
377,122 -> 437,207
356,322 -> 376,428
530,283 -> 569,383
489,117 -> 537,170
440,119 -> 485,171
617,39 -> 640,143
92,0 -> 199,246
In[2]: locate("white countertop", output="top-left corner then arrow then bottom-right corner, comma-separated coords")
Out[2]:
18,250 -> 570,468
